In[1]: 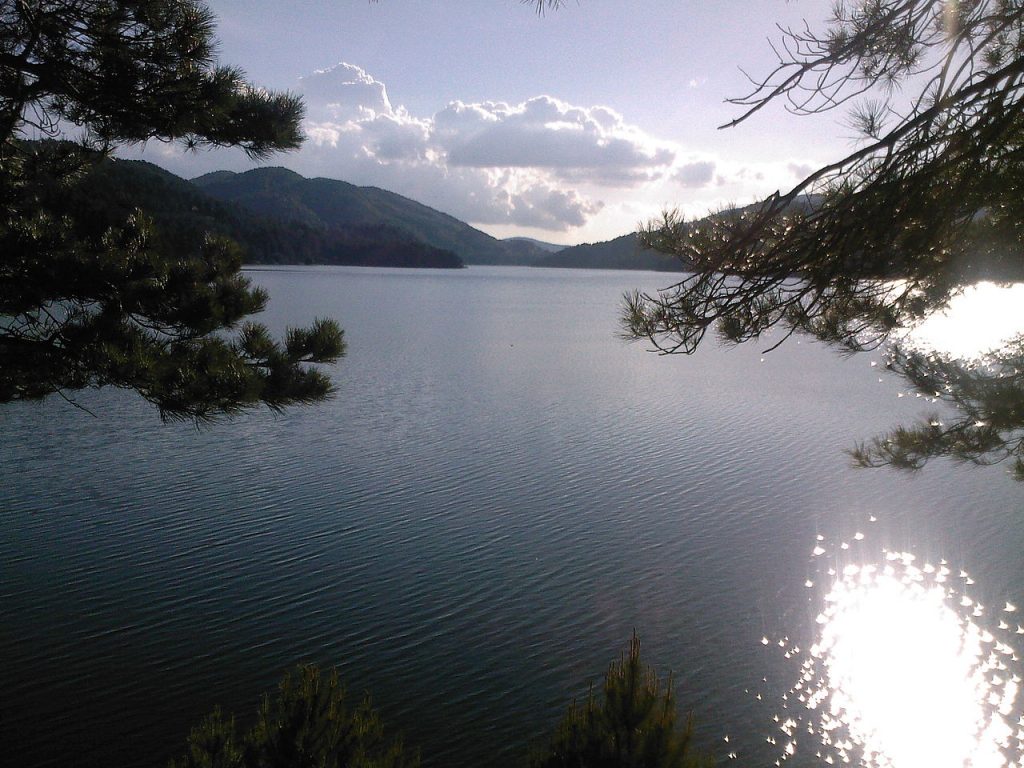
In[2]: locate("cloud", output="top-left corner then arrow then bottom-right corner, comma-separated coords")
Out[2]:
116,59 -> 838,241
788,161 -> 814,179
128,62 -> 741,237
503,180 -> 604,229
291,64 -> 677,230
299,63 -> 432,162
299,63 -> 394,122
673,160 -> 716,188
438,96 -> 674,184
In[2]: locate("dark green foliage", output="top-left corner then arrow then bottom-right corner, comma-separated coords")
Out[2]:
531,636 -> 707,768
1,2 -> 345,420
195,167 -> 547,266
173,708 -> 245,768
68,157 -> 464,268
0,145 -> 345,419
0,0 -> 303,156
170,665 -> 419,768
534,233 -> 686,272
850,340 -> 1024,479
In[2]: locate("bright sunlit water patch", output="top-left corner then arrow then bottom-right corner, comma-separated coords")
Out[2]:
772,546 -> 1024,768
900,282 -> 1024,361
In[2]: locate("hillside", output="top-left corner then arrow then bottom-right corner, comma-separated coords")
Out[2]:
503,236 -> 565,253
193,168 -> 549,266
534,233 -> 689,272
536,196 -> 832,272
69,158 -> 463,269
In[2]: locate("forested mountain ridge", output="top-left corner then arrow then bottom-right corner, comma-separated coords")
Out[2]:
193,167 -> 551,266
534,233 -> 688,272
535,195 -> 827,272
69,157 -> 464,268
503,236 -> 566,253
75,157 -> 831,274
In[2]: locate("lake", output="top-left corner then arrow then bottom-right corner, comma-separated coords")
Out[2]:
3,265 -> 1023,768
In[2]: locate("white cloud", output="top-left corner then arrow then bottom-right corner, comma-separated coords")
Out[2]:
438,95 -> 674,183
291,64 -> 676,230
122,61 -> 819,240
298,63 -> 394,122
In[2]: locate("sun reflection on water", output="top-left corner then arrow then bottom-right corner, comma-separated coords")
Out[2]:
900,281 -> 1024,361
772,547 -> 1024,768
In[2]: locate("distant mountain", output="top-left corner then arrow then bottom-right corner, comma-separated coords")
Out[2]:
68,157 -> 827,273
535,233 -> 689,272
534,196 -> 829,272
71,159 -> 463,269
193,168 -> 549,266
503,236 -> 566,254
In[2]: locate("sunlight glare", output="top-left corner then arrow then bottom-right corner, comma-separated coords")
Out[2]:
900,282 -> 1024,361
804,557 -> 1020,768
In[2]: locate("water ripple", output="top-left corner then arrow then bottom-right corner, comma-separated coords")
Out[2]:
3,267 -> 1022,768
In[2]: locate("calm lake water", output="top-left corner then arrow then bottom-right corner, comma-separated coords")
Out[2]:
3,266 -> 1023,768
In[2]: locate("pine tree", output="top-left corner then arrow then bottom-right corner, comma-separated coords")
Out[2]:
531,635 -> 708,768
623,0 -> 1024,355
848,339 -> 1024,479
170,665 -> 419,768
612,0 -> 1024,477
1,1 -> 344,421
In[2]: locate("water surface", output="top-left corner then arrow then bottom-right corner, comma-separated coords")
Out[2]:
2,266 -> 1022,767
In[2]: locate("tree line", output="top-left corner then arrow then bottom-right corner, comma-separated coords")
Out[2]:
170,635 -> 708,768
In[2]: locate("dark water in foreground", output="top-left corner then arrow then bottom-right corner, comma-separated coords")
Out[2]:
2,266 -> 1022,767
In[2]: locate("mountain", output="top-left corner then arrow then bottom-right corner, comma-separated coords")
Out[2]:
69,158 -> 463,269
66,157 -> 824,273
193,168 -> 549,266
534,196 -> 830,272
535,233 -> 689,272
503,236 -> 566,253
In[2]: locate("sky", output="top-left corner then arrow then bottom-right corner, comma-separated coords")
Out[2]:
128,0 -> 851,245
